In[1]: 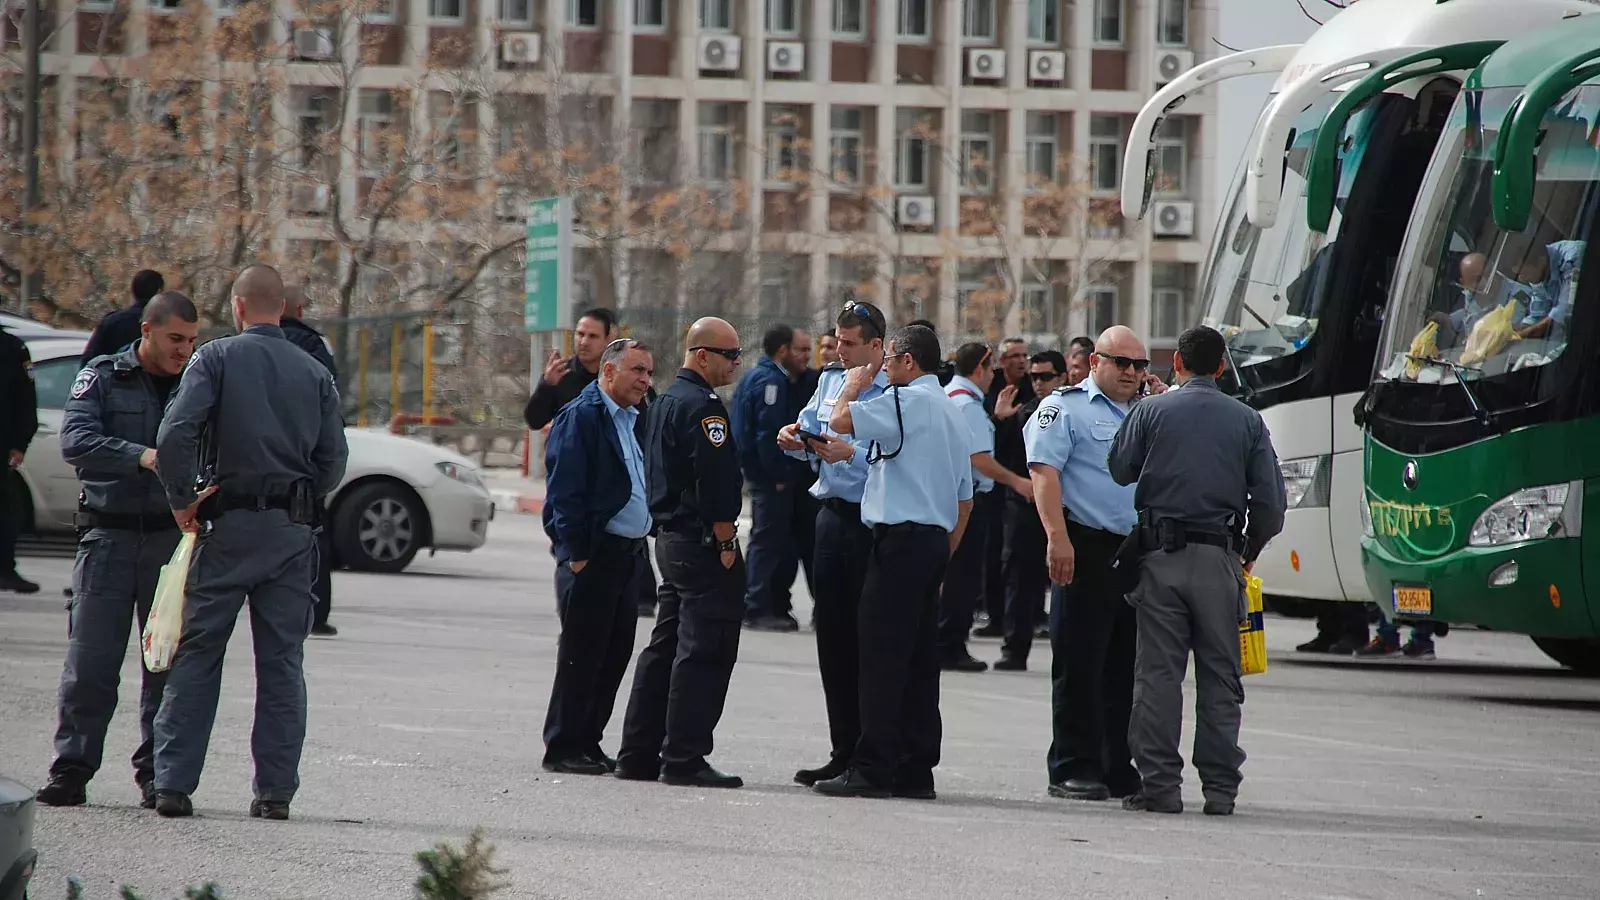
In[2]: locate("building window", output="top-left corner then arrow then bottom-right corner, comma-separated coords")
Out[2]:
1093,0 -> 1122,45
360,0 -> 395,22
830,106 -> 864,186
429,0 -> 462,19
500,0 -> 533,25
959,110 -> 994,194
898,0 -> 929,40
295,93 -> 331,172
829,256 -> 873,304
697,102 -> 736,182
1157,0 -> 1188,47
635,0 -> 666,27
957,258 -> 1006,333
1021,277 -> 1069,335
701,0 -> 733,30
358,91 -> 396,177
1025,112 -> 1057,187
764,105 -> 804,185
148,0 -> 181,11
895,109 -> 932,189
1154,117 -> 1187,196
1088,284 -> 1119,334
1090,115 -> 1122,193
833,0 -> 864,37
962,0 -> 995,41
568,0 -> 598,27
631,99 -> 678,187
1027,0 -> 1058,44
1152,263 -> 1191,339
767,0 -> 799,34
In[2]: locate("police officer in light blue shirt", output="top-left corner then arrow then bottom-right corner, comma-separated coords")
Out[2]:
810,324 -> 973,800
1023,325 -> 1164,806
777,301 -> 890,787
1512,240 -> 1584,340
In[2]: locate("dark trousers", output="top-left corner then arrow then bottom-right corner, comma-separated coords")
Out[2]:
744,483 -> 815,620
51,526 -> 180,787
856,524 -> 949,789
1047,522 -> 1138,790
1001,497 -> 1048,660
936,490 -> 993,657
543,535 -> 644,763
0,472 -> 19,575
619,529 -> 746,776
981,489 -> 1007,627
636,547 -> 658,613
811,501 -> 870,764
312,523 -> 332,627
1314,600 -> 1367,642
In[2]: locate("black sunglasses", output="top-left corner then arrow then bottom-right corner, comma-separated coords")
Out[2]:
1028,371 -> 1062,381
842,301 -> 884,336
1095,352 -> 1150,372
690,345 -> 742,361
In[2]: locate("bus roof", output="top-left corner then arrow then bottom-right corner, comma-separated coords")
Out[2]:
1466,11 -> 1600,91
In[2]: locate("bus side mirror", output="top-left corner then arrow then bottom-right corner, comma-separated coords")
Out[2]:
1352,387 -> 1370,429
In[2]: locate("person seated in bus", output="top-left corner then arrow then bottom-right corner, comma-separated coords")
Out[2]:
1511,239 -> 1585,340
1427,253 -> 1523,348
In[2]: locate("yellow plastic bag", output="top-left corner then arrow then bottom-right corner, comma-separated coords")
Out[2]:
1239,571 -> 1268,676
142,531 -> 196,673
1459,298 -> 1521,366
1403,321 -> 1438,380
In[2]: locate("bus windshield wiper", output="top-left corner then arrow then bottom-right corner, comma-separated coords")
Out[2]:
1224,339 -> 1256,403
1406,354 -> 1497,430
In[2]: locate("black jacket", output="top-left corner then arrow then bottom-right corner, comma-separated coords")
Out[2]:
281,317 -> 338,380
60,344 -> 173,515
524,358 -> 598,430
646,368 -> 742,531
81,303 -> 147,367
1,329 -> 38,456
988,371 -> 1036,477
541,380 -> 648,564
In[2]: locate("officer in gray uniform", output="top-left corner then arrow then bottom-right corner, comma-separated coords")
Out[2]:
149,265 -> 349,820
35,293 -> 200,810
1108,325 -> 1285,817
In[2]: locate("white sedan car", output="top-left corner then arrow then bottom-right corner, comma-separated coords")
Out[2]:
12,330 -> 493,572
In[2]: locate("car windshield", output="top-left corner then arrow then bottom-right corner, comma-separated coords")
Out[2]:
1200,92 -> 1342,392
1375,85 -> 1599,400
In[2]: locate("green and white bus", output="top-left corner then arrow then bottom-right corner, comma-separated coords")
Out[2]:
1361,14 -> 1600,673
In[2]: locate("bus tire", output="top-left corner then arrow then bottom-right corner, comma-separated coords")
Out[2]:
1531,637 -> 1600,676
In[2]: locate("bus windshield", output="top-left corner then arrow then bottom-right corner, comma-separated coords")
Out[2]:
1375,85 -> 1600,402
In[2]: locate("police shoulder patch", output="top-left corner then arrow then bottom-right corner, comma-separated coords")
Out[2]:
1036,405 -> 1059,429
702,415 -> 729,447
763,383 -> 778,406
70,367 -> 97,399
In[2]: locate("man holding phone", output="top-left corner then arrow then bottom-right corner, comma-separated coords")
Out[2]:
777,301 -> 889,788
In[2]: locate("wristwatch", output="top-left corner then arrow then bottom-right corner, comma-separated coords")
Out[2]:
715,537 -> 739,553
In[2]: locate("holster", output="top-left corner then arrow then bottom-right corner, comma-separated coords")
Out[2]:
288,481 -> 315,525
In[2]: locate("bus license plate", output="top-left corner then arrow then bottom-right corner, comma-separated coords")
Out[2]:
1393,586 -> 1432,616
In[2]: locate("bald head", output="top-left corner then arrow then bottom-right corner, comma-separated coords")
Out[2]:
1460,253 -> 1488,291
683,316 -> 741,389
229,265 -> 286,331
1090,325 -> 1149,403
685,317 -> 736,350
1095,325 -> 1144,358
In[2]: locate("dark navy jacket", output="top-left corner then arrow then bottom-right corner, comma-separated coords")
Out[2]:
542,380 -> 648,564
730,356 -> 806,487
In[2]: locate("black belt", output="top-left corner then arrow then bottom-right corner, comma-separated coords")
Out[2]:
217,493 -> 293,513
596,533 -> 648,554
871,522 -> 945,540
821,498 -> 861,517
1066,521 -> 1130,543
1136,518 -> 1243,554
75,510 -> 179,532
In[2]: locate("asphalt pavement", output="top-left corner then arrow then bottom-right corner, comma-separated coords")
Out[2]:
2,514 -> 1598,900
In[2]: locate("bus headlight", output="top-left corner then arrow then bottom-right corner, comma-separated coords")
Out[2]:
1469,482 -> 1582,547
1360,496 -> 1374,537
1279,455 -> 1331,510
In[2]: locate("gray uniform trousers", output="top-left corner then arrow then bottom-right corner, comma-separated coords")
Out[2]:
153,509 -> 317,802
1126,542 -> 1248,805
50,527 -> 182,787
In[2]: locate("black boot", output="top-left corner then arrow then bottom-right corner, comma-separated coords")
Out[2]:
36,776 -> 87,807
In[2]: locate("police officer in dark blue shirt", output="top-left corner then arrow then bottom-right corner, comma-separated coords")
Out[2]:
35,293 -> 199,810
282,284 -> 340,637
0,322 -> 38,595
149,265 -> 349,820
731,324 -> 812,631
616,317 -> 748,789
81,269 -> 165,366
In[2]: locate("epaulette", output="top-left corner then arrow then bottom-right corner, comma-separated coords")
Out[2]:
822,361 -> 845,371
1051,383 -> 1086,396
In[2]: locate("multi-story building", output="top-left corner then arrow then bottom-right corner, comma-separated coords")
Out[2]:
6,0 -> 1218,356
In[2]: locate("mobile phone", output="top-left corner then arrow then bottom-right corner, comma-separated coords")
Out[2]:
797,430 -> 827,444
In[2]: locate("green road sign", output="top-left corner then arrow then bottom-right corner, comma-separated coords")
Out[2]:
524,195 -> 573,333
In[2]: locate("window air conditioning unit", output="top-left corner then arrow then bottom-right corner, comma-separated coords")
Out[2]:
699,35 -> 741,71
495,187 -> 528,221
767,40 -> 804,74
1151,200 -> 1195,237
290,184 -> 330,214
1029,49 -> 1066,82
500,32 -> 541,65
897,195 -> 936,228
293,27 -> 336,60
967,48 -> 1005,81
1154,49 -> 1194,84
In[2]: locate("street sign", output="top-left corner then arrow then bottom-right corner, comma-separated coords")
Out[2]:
524,195 -> 572,333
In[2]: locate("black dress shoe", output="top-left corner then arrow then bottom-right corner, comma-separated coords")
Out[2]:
587,750 -> 618,773
992,654 -> 1027,671
1105,769 -> 1142,800
744,615 -> 799,633
139,781 -> 157,810
661,766 -> 743,789
0,573 -> 39,594
1047,779 -> 1110,801
794,758 -> 849,787
940,653 -> 989,673
311,623 -> 338,637
35,777 -> 87,807
1203,799 -> 1235,816
1121,792 -> 1182,814
249,799 -> 291,820
543,756 -> 610,776
892,783 -> 937,800
971,624 -> 1004,638
614,765 -> 659,782
812,769 -> 890,799
154,790 -> 193,818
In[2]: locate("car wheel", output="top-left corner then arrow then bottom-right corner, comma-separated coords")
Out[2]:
333,482 -> 424,573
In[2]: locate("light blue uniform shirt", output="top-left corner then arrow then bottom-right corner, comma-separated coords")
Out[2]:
785,365 -> 888,503
1023,376 -> 1137,536
600,389 -> 652,539
849,374 -> 974,531
1518,240 -> 1584,331
945,375 -> 995,494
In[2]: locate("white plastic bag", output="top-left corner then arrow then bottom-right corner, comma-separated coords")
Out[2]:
142,531 -> 196,673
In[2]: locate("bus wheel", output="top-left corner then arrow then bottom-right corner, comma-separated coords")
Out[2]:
1531,637 -> 1600,676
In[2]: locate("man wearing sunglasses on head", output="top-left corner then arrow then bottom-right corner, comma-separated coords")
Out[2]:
615,318 -> 749,789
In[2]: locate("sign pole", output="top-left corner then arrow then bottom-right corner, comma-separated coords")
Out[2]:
524,195 -> 573,480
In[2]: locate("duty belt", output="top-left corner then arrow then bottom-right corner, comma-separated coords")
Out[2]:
75,509 -> 179,532
821,498 -> 861,517
216,492 -> 293,513
1136,517 -> 1243,555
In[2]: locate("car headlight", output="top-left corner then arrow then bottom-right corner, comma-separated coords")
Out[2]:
436,461 -> 484,488
1468,481 -> 1582,547
1360,495 -> 1374,537
1279,455 -> 1331,510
